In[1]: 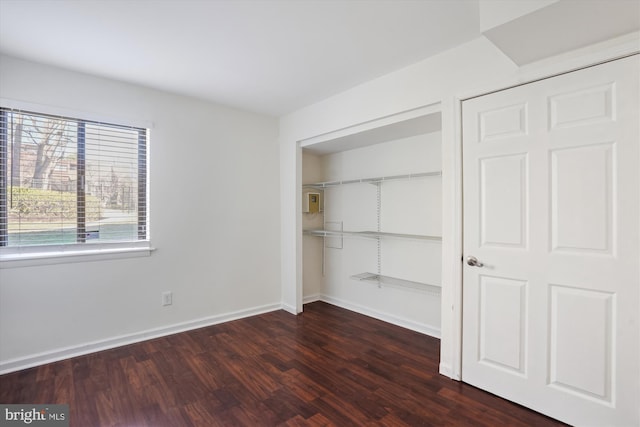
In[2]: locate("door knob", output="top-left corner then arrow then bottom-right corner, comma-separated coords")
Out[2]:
466,256 -> 484,267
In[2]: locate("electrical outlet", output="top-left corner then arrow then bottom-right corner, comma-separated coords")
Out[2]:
162,291 -> 172,306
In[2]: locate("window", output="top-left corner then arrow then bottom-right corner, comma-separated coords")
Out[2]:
0,107 -> 147,252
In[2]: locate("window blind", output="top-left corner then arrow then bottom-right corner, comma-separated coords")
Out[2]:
0,107 -> 147,248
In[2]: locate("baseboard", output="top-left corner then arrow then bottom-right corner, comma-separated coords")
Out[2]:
303,293 -> 321,304
281,302 -> 298,315
314,295 -> 441,339
2,297 -> 442,374
0,302 -> 283,374
439,362 -> 453,378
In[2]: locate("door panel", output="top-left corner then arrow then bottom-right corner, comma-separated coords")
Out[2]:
549,83 -> 614,129
548,285 -> 614,403
550,142 -> 614,254
480,154 -> 528,248
478,275 -> 528,375
479,103 -> 528,141
462,56 -> 639,426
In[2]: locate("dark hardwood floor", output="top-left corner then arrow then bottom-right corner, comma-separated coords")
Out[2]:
1,301 -> 566,426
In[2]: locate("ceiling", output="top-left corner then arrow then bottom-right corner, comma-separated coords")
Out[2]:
0,1 -> 638,117
483,0 -> 640,65
0,0 -> 479,117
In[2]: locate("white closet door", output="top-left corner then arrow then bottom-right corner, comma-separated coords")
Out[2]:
461,55 -> 639,426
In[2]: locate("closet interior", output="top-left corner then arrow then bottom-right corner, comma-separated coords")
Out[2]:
301,107 -> 443,336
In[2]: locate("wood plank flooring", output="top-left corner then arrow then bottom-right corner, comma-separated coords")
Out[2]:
1,302 -> 566,426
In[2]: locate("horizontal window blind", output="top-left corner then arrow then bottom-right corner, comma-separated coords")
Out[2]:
0,107 -> 147,248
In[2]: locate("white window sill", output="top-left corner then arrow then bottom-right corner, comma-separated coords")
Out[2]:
0,242 -> 156,268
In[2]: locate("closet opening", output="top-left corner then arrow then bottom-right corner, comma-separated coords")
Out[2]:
300,107 -> 443,338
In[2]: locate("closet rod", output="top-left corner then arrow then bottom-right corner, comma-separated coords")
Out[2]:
303,171 -> 441,189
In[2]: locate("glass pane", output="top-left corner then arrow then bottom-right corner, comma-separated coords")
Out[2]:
84,123 -> 139,242
6,112 -> 78,246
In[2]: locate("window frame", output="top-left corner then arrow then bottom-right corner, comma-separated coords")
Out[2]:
0,100 -> 152,267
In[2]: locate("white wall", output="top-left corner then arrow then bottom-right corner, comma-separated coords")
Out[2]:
309,133 -> 442,336
301,151 -> 324,299
0,55 -> 281,372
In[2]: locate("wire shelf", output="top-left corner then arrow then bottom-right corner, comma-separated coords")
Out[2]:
351,272 -> 441,295
303,229 -> 441,241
